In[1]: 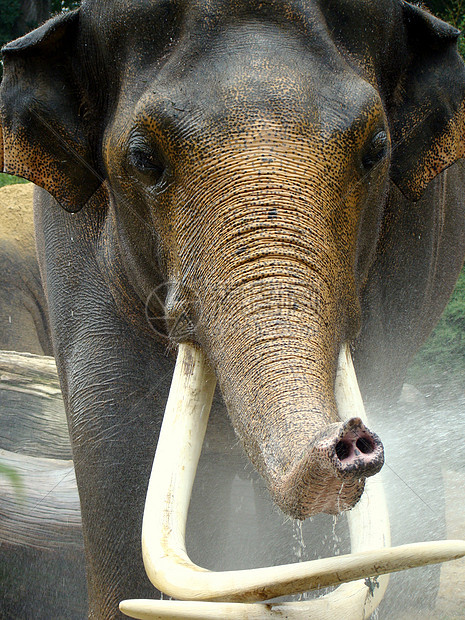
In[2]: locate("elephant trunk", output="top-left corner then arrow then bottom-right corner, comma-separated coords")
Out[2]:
172,138 -> 384,518
196,271 -> 383,518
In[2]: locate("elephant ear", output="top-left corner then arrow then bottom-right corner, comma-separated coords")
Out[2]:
0,10 -> 101,212
390,2 -> 465,202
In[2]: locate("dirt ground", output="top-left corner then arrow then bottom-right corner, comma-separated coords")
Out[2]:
391,468 -> 465,620
0,183 -> 35,247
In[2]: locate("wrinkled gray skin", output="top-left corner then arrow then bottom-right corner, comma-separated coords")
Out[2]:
1,1 -> 465,619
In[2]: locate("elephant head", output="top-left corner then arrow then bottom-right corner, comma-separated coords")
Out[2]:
1,1 -> 464,525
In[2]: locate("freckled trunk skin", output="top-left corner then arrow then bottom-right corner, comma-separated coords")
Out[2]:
200,278 -> 346,517
167,128 -> 373,517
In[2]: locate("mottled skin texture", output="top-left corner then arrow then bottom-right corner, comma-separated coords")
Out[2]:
1,1 -> 465,618
0,183 -> 52,355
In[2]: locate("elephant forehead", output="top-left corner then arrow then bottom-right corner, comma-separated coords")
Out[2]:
79,0 -> 400,82
86,0 -> 391,162
111,14 -> 384,147
80,0 -> 396,31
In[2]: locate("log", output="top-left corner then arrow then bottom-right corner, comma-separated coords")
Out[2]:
0,350 -> 72,459
0,351 -> 82,551
0,448 -> 82,551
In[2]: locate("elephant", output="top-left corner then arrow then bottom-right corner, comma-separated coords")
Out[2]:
0,183 -> 52,355
1,0 -> 465,618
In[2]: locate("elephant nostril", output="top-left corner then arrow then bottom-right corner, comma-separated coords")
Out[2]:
335,440 -> 351,461
335,436 -> 374,462
356,436 -> 374,454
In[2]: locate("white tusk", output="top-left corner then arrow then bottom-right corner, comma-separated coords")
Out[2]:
120,343 -> 465,619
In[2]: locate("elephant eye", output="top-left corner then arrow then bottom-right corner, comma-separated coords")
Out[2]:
361,130 -> 389,171
128,147 -> 165,181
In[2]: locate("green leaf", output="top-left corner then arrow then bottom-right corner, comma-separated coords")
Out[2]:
0,461 -> 25,501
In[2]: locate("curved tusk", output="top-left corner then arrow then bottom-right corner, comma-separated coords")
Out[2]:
120,343 -> 465,619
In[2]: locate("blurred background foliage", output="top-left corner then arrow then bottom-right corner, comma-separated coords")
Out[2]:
423,0 -> 465,55
0,174 -> 28,188
408,270 -> 465,397
0,0 -> 79,51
